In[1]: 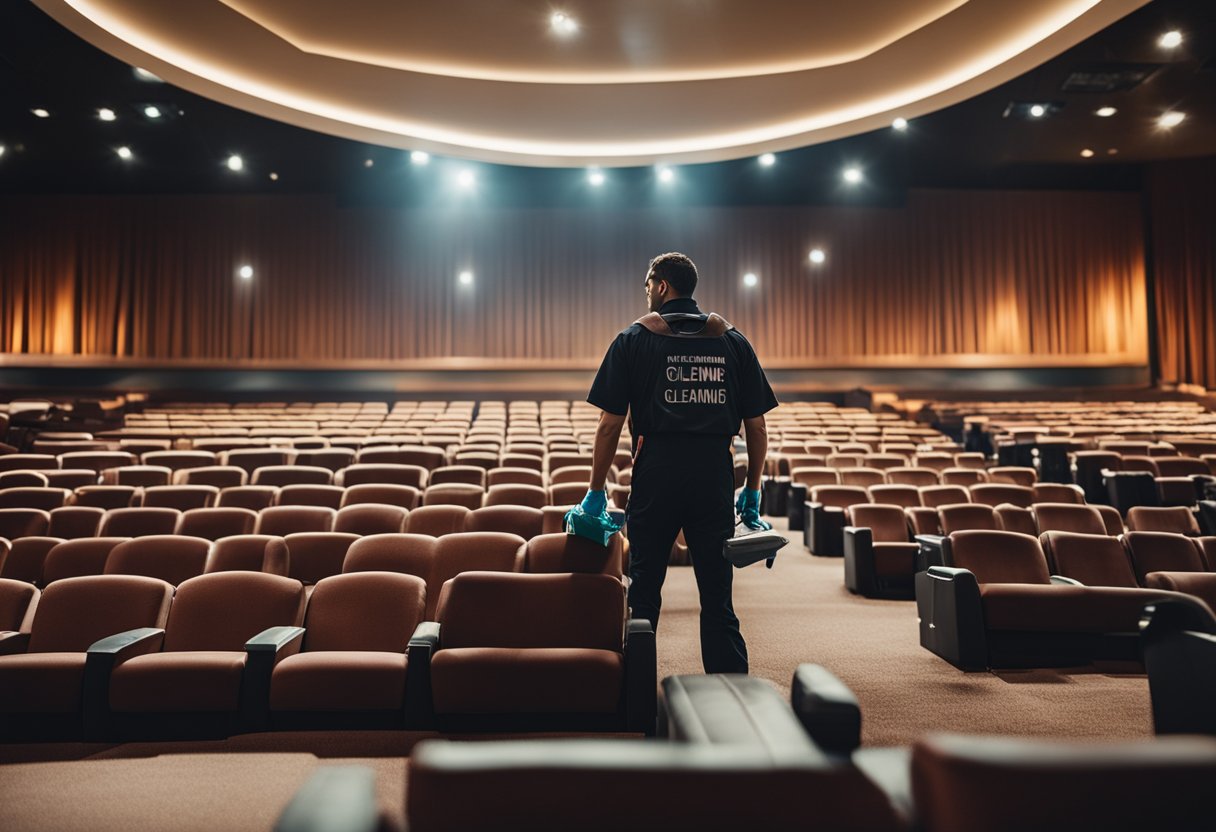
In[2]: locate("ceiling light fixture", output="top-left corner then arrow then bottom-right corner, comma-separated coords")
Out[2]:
116,146 -> 133,160
742,273 -> 759,288
143,105 -> 162,119
458,270 -> 474,286
587,169 -> 605,186
657,166 -> 675,183
269,172 -> 279,181
238,265 -> 254,280
457,169 -> 475,188
1095,106 -> 1117,118
0,145 -> 6,158
842,167 -> 863,184
364,158 -> 374,168
892,117 -> 909,131
809,249 -> 826,264
1158,31 -> 1182,49
758,152 -> 776,167
410,150 -> 430,165
1158,111 -> 1185,128
132,67 -> 163,82
1028,104 -> 1046,118
1080,148 -> 1094,158
550,12 -> 578,35
226,154 -> 244,171
31,108 -> 50,118
98,107 -> 116,122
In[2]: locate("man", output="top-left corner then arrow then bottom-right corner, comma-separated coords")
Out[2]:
578,252 -> 778,674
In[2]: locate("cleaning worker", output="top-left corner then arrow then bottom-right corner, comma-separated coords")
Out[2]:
574,252 -> 777,674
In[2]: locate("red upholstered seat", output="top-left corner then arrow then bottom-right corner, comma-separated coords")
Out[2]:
334,503 -> 409,535
464,505 -> 544,540
978,585 -> 1178,632
521,532 -> 623,577
110,651 -> 247,712
270,650 -> 407,711
176,507 -> 258,540
431,648 -> 623,714
340,483 -> 421,510
1039,532 -> 1138,588
405,505 -> 471,536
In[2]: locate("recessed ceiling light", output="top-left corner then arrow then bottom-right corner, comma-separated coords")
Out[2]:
1028,104 -> 1046,118
892,117 -> 909,131
809,249 -> 826,264
457,169 -> 475,188
458,270 -> 474,286
31,108 -> 50,118
587,169 -> 605,186
364,158 -> 374,168
758,152 -> 776,167
0,145 -> 6,158
143,105 -> 162,119
1107,148 -> 1119,156
842,167 -> 863,184
657,166 -> 675,183
226,154 -> 244,172
550,12 -> 578,35
1095,106 -> 1117,118
116,146 -> 133,160
269,172 -> 279,181
238,265 -> 253,280
97,108 -> 116,122
410,150 -> 430,165
133,67 -> 163,82
1158,111 -> 1186,128
1158,30 -> 1183,49
1080,148 -> 1094,158
742,273 -> 758,288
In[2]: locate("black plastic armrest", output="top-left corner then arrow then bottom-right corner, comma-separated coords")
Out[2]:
83,627 -> 165,739
624,618 -> 657,736
1141,597 -> 1216,638
404,621 -> 441,730
914,534 -> 947,572
1050,575 -> 1084,586
926,566 -> 970,581
915,566 -> 987,672
241,626 -> 305,731
843,527 -> 875,595
273,765 -> 379,832
0,631 -> 31,655
790,663 -> 861,756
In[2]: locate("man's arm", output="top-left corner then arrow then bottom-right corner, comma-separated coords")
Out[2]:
589,410 -> 628,491
742,415 -> 768,491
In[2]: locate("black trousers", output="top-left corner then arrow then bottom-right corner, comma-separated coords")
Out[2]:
625,433 -> 747,674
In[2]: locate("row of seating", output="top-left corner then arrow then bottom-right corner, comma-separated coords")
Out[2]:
0,565 -> 653,741
0,506 -> 600,584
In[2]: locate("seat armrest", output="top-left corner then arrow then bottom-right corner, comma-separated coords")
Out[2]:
83,627 -> 165,740
1050,575 -> 1084,587
0,632 -> 31,655
915,567 -> 987,671
1141,598 -> 1216,638
914,534 -> 947,572
790,664 -> 861,755
241,626 -> 305,732
405,621 -> 440,729
273,765 -> 379,832
843,526 -> 876,596
624,618 -> 657,736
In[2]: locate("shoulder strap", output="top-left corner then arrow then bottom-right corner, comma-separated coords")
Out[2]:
634,312 -> 735,338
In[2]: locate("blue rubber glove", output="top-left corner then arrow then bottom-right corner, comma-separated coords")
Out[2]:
563,489 -> 623,546
579,489 -> 609,516
736,488 -> 773,531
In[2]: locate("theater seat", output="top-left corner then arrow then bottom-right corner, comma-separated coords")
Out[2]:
217,485 -> 279,511
548,483 -> 589,507
275,484 -> 345,509
1127,506 -> 1202,535
42,538 -> 129,584
0,574 -> 174,740
142,485 -> 220,511
255,505 -> 336,536
429,466 -> 487,488
844,504 -> 919,599
268,571 -> 427,729
0,578 -> 39,645
1124,531 -> 1208,585
938,504 -> 1000,534
47,506 -> 104,540
205,535 -> 289,576
406,505 -> 471,536
283,532 -> 359,585
340,483 -> 421,510
484,483 -> 548,510
1031,483 -> 1085,505
104,535 -> 212,586
1032,503 -> 1108,536
422,484 -> 485,510
805,486 -> 870,557
919,486 -> 971,508
174,465 -> 248,488
487,467 -> 545,488
520,532 -> 623,577
100,507 -> 182,538
335,463 -> 429,489
334,503 -> 409,535
970,484 -> 1034,508
464,505 -> 544,540
74,485 -> 139,510
0,508 -> 51,540
1039,531 -> 1139,588
0,487 -> 71,511
0,537 -> 64,585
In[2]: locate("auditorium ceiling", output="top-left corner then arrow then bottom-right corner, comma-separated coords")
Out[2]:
0,0 -> 1211,198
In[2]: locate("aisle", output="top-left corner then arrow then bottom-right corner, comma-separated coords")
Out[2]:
656,520 -> 1154,746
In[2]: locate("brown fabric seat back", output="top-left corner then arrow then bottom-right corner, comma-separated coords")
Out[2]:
304,571 -> 427,653
791,467 -> 840,487
548,454 -> 593,474
0,471 -> 50,488
809,486 -> 870,509
920,485 -> 971,508
99,507 -> 182,538
46,506 -> 104,539
205,534 -> 287,575
500,454 -> 544,473
541,505 -> 572,534
1124,531 -> 1207,584
343,533 -> 435,579
939,504 -> 1000,534
74,485 -> 139,510
1039,531 -> 1138,588
1154,456 -> 1210,477
164,571 -> 305,652
0,487 -> 71,511
1,536 -> 64,584
220,449 -> 293,475
1096,505 -> 1125,536
988,467 -> 1037,487
1032,503 -> 1107,536
104,535 -> 212,586
1143,572 -> 1216,611
484,484 -> 548,510
885,467 -> 940,487
1031,483 -> 1085,504
255,505 -> 336,536
293,448 -> 356,472
102,465 -> 173,487
0,578 -> 39,633
429,466 -> 488,488
848,505 -> 911,543
217,485 -> 279,511
142,451 -> 218,471
422,484 -> 485,510
335,464 -> 429,489
42,537 -> 129,584
28,574 -> 174,652
142,485 -> 220,511
437,572 -> 624,652
948,530 -> 1050,585
340,483 -> 421,510
177,507 -> 258,540
174,465 -> 248,488
430,533 -> 526,618
970,484 -> 1034,508
0,508 -> 51,540
1127,506 -> 1201,535
549,483 -> 589,507
251,465 -> 333,487
910,733 -> 1216,832
276,485 -> 345,509
941,468 -> 988,486
283,532 -> 360,584
334,503 -> 409,535
522,532 -> 624,576
839,468 -> 886,487
465,506 -> 544,540
995,505 -> 1037,536
549,465 -> 593,485
406,505 -> 471,536
487,467 -> 545,488
0,454 -> 58,472
58,452 -> 137,473
453,452 -> 500,472
866,485 -> 921,509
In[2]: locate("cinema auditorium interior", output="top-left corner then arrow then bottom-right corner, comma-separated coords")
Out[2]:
2,0 -> 1216,829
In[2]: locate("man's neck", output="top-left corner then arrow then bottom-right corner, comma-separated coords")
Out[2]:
659,297 -> 701,314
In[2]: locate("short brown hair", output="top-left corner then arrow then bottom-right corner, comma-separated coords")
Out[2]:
648,252 -> 698,297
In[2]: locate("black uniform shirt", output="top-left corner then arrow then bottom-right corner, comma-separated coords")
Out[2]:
588,297 -> 778,437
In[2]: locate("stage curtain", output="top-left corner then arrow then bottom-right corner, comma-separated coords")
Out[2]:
1148,158 -> 1216,390
0,190 -> 1147,367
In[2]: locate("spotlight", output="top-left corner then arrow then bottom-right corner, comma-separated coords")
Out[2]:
31,108 -> 50,118
758,153 -> 776,167
587,169 -> 605,186
550,12 -> 578,35
133,67 -> 163,82
1158,111 -> 1186,128
457,169 -> 475,188
116,146 -> 133,160
226,154 -> 244,172
1029,104 -> 1046,118
1080,148 -> 1094,158
269,172 -> 279,181
842,167 -> 862,184
458,270 -> 474,287
0,145 -> 7,159
657,166 -> 675,183
98,108 -> 116,122
892,117 -> 908,131
238,265 -> 253,280
809,249 -> 826,264
364,159 -> 374,168
1095,106 -> 1117,118
1158,30 -> 1182,49
1107,148 -> 1119,156
742,273 -> 758,288
143,105 -> 162,119
410,150 -> 430,165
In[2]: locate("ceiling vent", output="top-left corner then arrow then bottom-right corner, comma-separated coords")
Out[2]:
1060,64 -> 1160,93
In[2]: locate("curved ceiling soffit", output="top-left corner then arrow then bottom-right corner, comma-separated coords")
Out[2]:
34,0 -> 1150,167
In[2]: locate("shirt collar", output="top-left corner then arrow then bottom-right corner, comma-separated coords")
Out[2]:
659,297 -> 702,315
